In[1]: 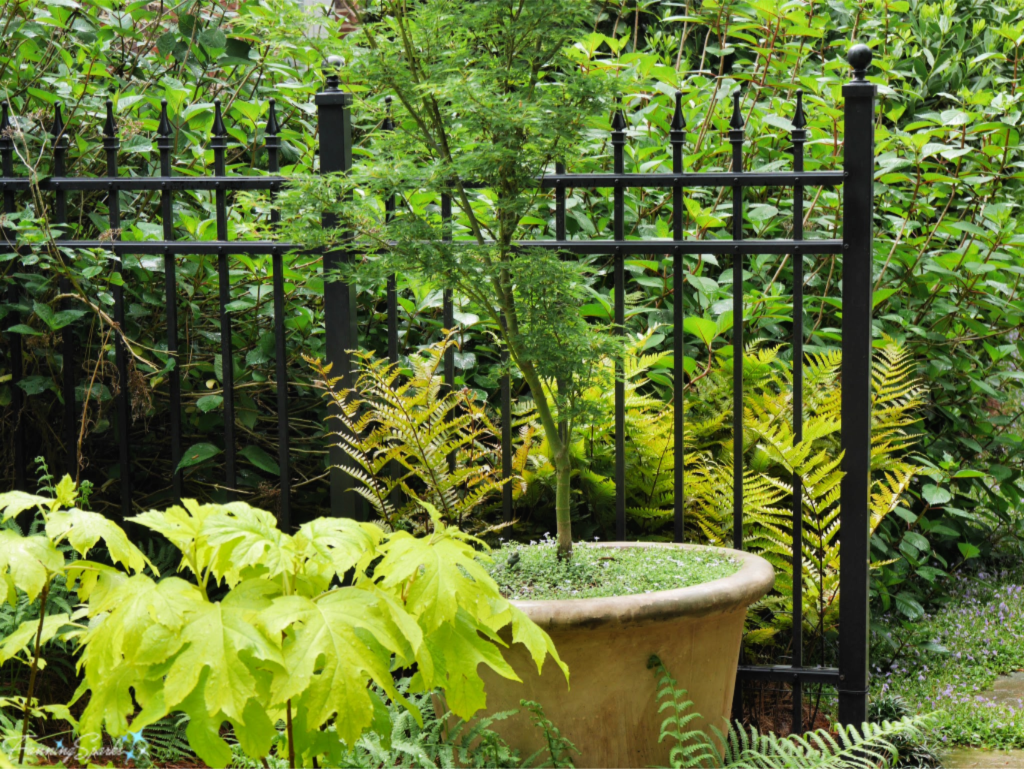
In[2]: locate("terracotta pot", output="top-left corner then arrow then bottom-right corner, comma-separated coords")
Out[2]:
479,542 -> 774,769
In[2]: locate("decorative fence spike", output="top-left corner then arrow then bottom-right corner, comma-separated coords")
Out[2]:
793,89 -> 807,130
611,101 -> 627,133
730,89 -> 744,130
266,97 -> 280,137
212,98 -> 227,138
157,99 -> 173,138
51,102 -> 66,145
103,99 -> 117,140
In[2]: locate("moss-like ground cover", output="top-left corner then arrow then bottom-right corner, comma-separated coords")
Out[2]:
878,566 -> 1024,750
488,538 -> 739,601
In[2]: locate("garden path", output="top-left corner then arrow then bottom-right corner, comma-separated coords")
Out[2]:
944,673 -> 1024,768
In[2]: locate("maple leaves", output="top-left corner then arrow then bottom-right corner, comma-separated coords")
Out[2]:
0,483 -> 567,768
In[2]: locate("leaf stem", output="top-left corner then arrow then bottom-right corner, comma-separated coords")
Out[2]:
20,579 -> 51,765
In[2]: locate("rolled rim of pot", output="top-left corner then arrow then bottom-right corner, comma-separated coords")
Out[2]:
511,542 -> 775,632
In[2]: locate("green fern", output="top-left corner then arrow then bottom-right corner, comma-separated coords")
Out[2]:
511,334 -> 924,656
321,680 -> 575,769
649,657 -> 932,769
309,337 -> 508,534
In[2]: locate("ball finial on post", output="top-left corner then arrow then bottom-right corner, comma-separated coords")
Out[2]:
847,44 -> 872,81
322,55 -> 344,91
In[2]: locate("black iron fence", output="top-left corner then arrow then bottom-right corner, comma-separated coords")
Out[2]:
0,45 -> 877,727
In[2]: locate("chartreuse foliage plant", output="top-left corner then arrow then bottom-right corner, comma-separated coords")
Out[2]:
0,474 -> 146,764
310,339 -> 507,534
509,334 -> 924,659
649,657 -> 932,769
277,0 -> 620,557
0,483 -> 566,769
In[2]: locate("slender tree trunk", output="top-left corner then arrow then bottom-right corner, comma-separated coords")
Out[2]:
554,447 -> 573,557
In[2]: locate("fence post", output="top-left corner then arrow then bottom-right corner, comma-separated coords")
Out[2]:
315,56 -> 364,521
838,42 -> 876,727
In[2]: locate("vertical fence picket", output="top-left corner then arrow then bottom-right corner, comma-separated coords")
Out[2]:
211,100 -> 236,498
157,101 -> 183,503
790,90 -> 807,733
729,91 -> 745,551
670,93 -> 686,544
382,97 -> 403,512
838,44 -> 876,727
1,101 -> 25,490
611,105 -> 627,542
384,98 -> 399,367
266,99 -> 291,529
728,90 -> 747,725
317,57 -> 363,520
104,101 -> 130,522
441,191 -> 456,475
52,104 -> 77,479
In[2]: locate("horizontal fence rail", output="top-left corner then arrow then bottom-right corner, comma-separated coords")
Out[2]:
0,46 -> 877,729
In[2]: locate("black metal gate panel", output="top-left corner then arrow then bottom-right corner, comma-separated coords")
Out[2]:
0,46 -> 877,727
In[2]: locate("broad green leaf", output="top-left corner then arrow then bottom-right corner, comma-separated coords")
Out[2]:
505,604 -> 568,682
0,531 -> 63,600
0,613 -> 75,665
197,27 -> 226,49
177,442 -> 222,471
375,525 -> 495,633
68,561 -> 132,607
239,444 -> 281,475
178,682 -> 235,769
202,502 -> 296,585
76,659 -> 143,752
294,516 -> 381,581
0,572 -> 14,606
131,498 -> 217,574
921,484 -> 952,507
683,316 -> 719,347
419,609 -> 518,718
958,542 -> 981,559
902,531 -> 930,553
233,697 -> 276,759
46,508 -> 151,574
163,599 -> 281,722
53,475 -> 78,508
0,491 -> 49,522
260,589 -> 417,745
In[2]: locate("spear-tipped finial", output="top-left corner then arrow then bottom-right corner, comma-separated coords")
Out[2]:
383,95 -> 393,131
793,90 -> 806,130
51,102 -> 65,141
266,98 -> 279,136
1,100 -> 10,135
847,43 -> 872,81
157,99 -> 173,136
611,98 -> 627,132
212,99 -> 227,137
670,91 -> 686,133
103,99 -> 117,138
323,55 -> 344,91
729,90 -> 744,130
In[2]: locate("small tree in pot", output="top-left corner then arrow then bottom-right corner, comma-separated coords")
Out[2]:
281,0 -> 620,556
